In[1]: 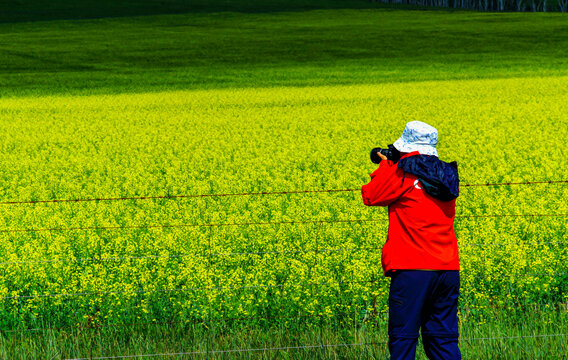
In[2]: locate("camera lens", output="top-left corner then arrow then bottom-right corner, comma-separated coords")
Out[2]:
370,148 -> 383,164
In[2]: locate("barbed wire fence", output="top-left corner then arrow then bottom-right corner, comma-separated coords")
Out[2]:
1,179 -> 567,358
0,180 -> 566,206
60,333 -> 568,360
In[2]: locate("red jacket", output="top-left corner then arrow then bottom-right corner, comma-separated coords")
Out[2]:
361,152 -> 460,275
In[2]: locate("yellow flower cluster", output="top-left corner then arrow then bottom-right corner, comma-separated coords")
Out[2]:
0,76 -> 567,329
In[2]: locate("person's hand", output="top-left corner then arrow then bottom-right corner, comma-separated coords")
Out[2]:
376,151 -> 388,161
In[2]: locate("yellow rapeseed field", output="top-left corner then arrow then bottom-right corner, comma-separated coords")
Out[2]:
0,76 -> 567,329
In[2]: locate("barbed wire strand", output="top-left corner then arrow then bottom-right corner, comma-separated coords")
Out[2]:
458,214 -> 568,219
63,341 -> 389,360
1,213 -> 567,235
62,333 -> 568,360
3,239 -> 568,266
0,189 -> 358,206
1,180 -> 566,206
461,180 -> 568,188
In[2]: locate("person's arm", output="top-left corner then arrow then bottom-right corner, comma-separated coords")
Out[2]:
361,159 -> 408,207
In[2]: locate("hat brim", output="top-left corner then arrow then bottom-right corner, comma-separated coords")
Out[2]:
393,138 -> 438,157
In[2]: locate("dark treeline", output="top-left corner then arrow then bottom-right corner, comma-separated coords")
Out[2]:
372,0 -> 567,11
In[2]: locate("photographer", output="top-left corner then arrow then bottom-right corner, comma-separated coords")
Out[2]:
361,121 -> 461,360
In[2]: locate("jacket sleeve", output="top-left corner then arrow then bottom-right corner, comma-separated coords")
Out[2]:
361,161 -> 408,207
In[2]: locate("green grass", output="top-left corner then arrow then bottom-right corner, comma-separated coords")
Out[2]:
1,5 -> 567,97
2,308 -> 568,359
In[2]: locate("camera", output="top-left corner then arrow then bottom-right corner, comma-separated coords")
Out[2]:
370,144 -> 401,164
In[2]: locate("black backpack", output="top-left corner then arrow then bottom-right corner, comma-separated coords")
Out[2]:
398,155 -> 459,201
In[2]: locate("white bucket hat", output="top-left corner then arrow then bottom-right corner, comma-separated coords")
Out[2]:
393,121 -> 439,157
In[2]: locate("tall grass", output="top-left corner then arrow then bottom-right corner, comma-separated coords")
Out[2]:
2,307 -> 568,359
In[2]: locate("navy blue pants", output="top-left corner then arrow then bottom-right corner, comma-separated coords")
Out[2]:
388,270 -> 461,360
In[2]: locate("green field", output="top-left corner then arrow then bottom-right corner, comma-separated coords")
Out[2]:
1,1 -> 568,359
2,1 -> 568,97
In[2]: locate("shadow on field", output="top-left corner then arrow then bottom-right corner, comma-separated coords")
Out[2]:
1,0 -> 411,24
